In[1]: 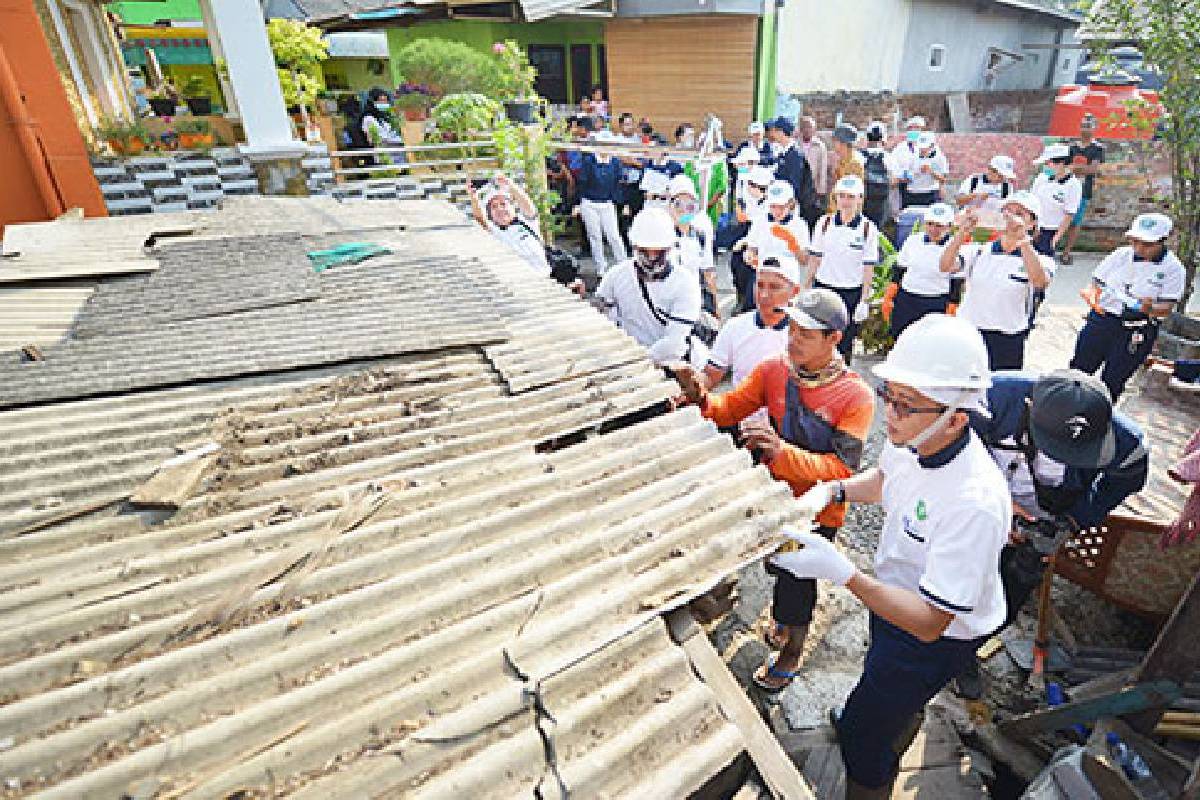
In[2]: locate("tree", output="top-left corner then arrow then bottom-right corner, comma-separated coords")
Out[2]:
393,38 -> 505,99
266,19 -> 328,110
1085,0 -> 1200,310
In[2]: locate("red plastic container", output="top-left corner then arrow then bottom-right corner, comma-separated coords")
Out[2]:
1049,82 -> 1162,140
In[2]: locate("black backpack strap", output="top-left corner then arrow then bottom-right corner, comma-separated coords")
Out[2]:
635,269 -> 670,327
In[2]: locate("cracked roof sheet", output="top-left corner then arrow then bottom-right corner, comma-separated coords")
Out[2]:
0,198 -> 810,797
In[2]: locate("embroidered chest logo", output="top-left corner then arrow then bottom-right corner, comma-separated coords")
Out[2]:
1064,415 -> 1091,439
915,499 -> 928,521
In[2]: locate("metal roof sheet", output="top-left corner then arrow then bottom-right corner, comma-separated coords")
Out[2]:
0,198 -> 812,797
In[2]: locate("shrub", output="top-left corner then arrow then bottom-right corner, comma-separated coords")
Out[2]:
393,38 -> 504,98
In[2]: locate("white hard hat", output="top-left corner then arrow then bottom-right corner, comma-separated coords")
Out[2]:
1003,190 -> 1042,220
1126,212 -> 1172,242
667,174 -> 698,198
748,121 -> 765,135
735,145 -> 759,164
628,207 -> 678,249
905,115 -> 927,129
873,314 -> 991,397
640,169 -> 670,195
1034,143 -> 1071,164
757,251 -> 803,285
748,165 -> 775,187
988,154 -> 1017,180
923,203 -> 955,226
765,180 -> 795,204
832,174 -> 865,197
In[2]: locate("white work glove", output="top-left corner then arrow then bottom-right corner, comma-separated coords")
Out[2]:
795,482 -> 834,516
853,301 -> 870,324
769,527 -> 856,585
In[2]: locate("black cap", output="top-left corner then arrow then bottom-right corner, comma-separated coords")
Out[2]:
833,123 -> 858,144
1028,369 -> 1117,469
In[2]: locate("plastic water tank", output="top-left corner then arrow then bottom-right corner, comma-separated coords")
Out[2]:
1049,75 -> 1162,140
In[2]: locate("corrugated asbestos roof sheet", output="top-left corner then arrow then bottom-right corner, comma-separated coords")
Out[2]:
518,0 -> 610,21
0,197 -> 810,798
0,283 -> 94,351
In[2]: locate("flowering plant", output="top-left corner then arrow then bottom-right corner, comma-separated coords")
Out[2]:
393,82 -> 437,111
492,40 -> 537,100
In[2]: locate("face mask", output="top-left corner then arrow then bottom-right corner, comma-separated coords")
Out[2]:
678,213 -> 696,225
906,130 -> 920,143
374,102 -> 390,111
635,249 -> 672,280
680,133 -> 695,147
1042,166 -> 1055,178
645,198 -> 667,210
737,166 -> 750,175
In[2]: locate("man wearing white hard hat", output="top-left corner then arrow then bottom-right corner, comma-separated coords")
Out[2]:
956,155 -> 1017,214
773,314 -> 1009,798
943,192 -> 1054,370
592,207 -> 707,368
1030,143 -> 1083,258
639,168 -> 671,211
899,131 -> 948,209
809,174 -> 879,364
1070,212 -> 1186,399
740,180 -> 811,312
721,163 -> 776,312
667,174 -> 720,321
883,203 -> 963,338
702,242 -> 803,392
673,288 -> 874,694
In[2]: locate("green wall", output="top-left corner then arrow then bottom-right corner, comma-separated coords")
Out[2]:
754,6 -> 777,122
107,0 -> 202,25
322,58 -> 388,94
386,19 -> 605,104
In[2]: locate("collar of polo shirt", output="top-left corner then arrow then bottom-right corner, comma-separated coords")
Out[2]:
1133,247 -> 1170,264
833,211 -> 864,228
754,311 -> 790,330
917,428 -> 970,469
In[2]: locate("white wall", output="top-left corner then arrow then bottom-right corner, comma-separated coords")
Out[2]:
775,0 -> 912,95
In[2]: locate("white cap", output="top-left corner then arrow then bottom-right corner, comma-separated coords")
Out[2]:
639,169 -> 670,195
832,174 -> 865,197
905,115 -> 927,129
988,154 -> 1017,180
592,130 -> 617,143
924,203 -> 955,226
1003,190 -> 1042,220
1034,143 -> 1071,163
1125,212 -> 1172,242
735,145 -> 759,164
757,251 -> 803,285
916,131 -> 936,149
628,207 -> 678,249
748,165 -> 775,187
765,180 -> 795,204
667,174 -> 698,198
748,121 -> 765,135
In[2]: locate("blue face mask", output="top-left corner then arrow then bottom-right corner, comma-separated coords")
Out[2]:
906,130 -> 920,143
737,166 -> 750,174
1042,166 -> 1055,178
374,101 -> 390,111
679,212 -> 696,225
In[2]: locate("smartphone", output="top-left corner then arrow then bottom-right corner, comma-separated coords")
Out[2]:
469,177 -> 490,191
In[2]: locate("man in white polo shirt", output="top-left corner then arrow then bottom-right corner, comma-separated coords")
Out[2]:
703,244 -> 803,390
593,207 -> 707,368
469,175 -> 550,276
1070,212 -> 1187,399
774,314 -> 1009,798
1030,143 -> 1083,258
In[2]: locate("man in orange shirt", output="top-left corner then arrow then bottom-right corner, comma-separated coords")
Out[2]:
674,288 -> 875,691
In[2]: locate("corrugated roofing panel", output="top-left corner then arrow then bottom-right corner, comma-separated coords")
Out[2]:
519,0 -> 610,21
0,283 -> 94,351
0,200 -> 812,797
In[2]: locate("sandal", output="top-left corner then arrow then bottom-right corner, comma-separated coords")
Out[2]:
1059,252 -> 1073,265
753,657 -> 800,693
764,621 -> 790,650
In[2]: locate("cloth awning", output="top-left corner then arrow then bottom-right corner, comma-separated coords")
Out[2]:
121,37 -> 213,67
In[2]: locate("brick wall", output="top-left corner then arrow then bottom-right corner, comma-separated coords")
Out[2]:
787,89 -> 1056,135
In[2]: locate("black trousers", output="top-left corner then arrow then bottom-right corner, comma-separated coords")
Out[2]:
816,281 -> 863,364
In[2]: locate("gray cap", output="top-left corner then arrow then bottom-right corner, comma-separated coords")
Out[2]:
779,288 -> 849,332
833,123 -> 859,145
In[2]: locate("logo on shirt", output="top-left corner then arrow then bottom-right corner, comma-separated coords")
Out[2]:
1064,415 -> 1091,439
1140,217 -> 1158,231
915,499 -> 928,521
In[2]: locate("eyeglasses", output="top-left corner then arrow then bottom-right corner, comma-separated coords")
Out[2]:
875,384 -> 946,419
671,197 -> 700,214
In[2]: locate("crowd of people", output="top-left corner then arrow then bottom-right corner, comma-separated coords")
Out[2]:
467,103 -> 1192,797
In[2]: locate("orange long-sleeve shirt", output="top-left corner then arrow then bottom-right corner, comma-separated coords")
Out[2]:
701,356 -> 875,529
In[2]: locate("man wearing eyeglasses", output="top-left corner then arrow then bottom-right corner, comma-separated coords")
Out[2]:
773,314 -> 1009,799
672,288 -> 875,693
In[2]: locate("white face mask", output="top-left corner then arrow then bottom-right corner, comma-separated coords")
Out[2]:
679,132 -> 695,147
645,198 -> 668,210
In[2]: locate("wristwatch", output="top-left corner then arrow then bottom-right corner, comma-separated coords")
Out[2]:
832,481 -> 847,505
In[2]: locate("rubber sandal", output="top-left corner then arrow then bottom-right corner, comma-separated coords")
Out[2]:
1059,253 -> 1073,265
752,658 -> 799,693
764,621 -> 789,650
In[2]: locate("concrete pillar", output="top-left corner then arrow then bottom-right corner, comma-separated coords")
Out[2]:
201,0 -> 308,196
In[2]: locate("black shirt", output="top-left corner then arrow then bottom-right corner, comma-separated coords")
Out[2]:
775,144 -> 818,219
1069,141 -> 1105,200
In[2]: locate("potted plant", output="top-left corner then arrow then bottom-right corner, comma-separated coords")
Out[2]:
492,41 -> 540,124
147,81 -> 179,117
267,19 -> 328,115
393,82 -> 436,121
181,76 -> 212,116
96,118 -> 150,156
175,117 -> 214,150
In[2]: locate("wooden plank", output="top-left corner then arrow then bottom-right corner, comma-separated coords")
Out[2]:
665,609 -> 815,800
1000,681 -> 1182,738
1129,571 -> 1200,734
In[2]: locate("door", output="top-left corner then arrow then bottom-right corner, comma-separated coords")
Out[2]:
527,45 -> 568,105
570,44 -> 592,105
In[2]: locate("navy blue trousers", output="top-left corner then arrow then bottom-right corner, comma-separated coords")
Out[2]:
1069,310 -> 1158,400
837,614 -> 980,788
890,288 -> 948,340
815,282 -> 862,364
980,328 -> 1029,371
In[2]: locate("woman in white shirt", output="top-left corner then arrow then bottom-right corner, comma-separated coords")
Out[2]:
889,203 -> 959,338
668,174 -> 719,319
360,88 -> 403,147
808,175 -> 878,364
899,132 -> 949,209
941,192 -> 1053,370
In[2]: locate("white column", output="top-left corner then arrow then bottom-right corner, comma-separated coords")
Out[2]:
202,0 -> 301,156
